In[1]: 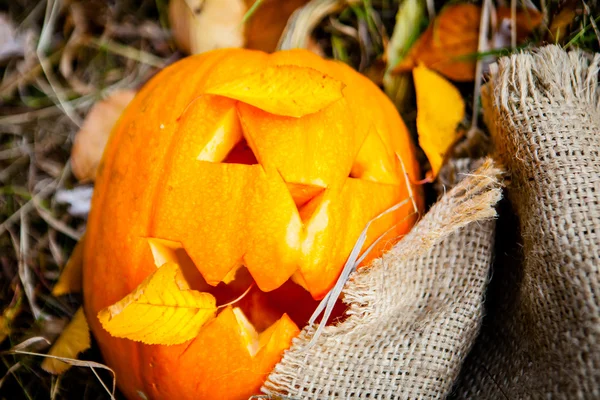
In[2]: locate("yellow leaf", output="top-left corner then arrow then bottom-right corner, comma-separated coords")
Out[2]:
97,262 -> 217,345
0,317 -> 10,344
414,64 -> 465,177
0,296 -> 22,344
42,307 -> 91,374
205,65 -> 345,118
52,237 -> 85,296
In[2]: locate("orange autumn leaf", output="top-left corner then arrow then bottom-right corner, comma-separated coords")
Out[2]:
394,4 -> 481,81
394,4 -> 542,81
41,307 -> 91,374
414,64 -> 465,177
496,6 -> 543,42
206,65 -> 345,118
97,262 -> 217,345
244,0 -> 310,52
548,8 -> 578,42
52,237 -> 85,296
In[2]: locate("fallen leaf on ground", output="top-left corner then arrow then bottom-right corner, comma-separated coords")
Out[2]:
394,4 -> 542,81
414,64 -> 465,177
548,7 -> 578,42
169,0 -> 308,54
42,307 -> 91,374
496,6 -> 543,42
71,89 -> 136,182
97,262 -> 217,345
169,0 -> 246,54
244,0 -> 310,52
394,4 -> 480,81
52,237 -> 85,296
0,295 -> 22,344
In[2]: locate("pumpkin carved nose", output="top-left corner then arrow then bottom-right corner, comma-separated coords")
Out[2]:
285,182 -> 325,210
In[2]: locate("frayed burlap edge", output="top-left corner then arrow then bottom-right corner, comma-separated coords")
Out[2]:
261,158 -> 503,399
488,45 -> 599,117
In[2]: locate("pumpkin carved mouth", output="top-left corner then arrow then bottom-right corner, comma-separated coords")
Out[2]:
147,236 -> 344,339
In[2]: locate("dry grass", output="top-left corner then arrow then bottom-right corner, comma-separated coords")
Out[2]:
0,0 -> 598,399
1,1 -> 173,397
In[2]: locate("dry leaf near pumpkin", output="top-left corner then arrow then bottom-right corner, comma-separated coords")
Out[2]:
52,236 -> 85,296
169,0 -> 246,55
548,7 -> 578,42
41,307 -> 91,374
496,6 -> 544,43
244,0 -> 310,52
394,4 -> 542,81
83,48 -> 423,400
414,64 -> 465,178
0,295 -> 22,344
169,0 -> 308,54
71,89 -> 136,182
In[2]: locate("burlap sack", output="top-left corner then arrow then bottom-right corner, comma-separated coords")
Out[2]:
450,46 -> 600,399
262,45 -> 599,399
261,158 -> 503,399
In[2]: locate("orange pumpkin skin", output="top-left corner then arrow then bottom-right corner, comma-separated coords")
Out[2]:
83,49 -> 422,400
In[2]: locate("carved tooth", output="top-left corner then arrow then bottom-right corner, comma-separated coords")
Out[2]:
232,307 -> 260,357
147,237 -> 183,267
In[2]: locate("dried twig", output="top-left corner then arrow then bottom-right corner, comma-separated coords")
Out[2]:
37,0 -> 83,127
0,179 -> 59,238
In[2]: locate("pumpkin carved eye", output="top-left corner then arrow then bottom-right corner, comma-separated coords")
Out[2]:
83,48 -> 422,400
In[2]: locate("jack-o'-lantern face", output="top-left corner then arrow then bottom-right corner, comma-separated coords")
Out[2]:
83,48 -> 421,400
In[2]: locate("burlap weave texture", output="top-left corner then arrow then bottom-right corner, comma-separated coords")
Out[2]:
451,46 -> 600,399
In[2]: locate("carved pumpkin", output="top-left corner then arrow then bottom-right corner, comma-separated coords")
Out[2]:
83,48 -> 422,400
